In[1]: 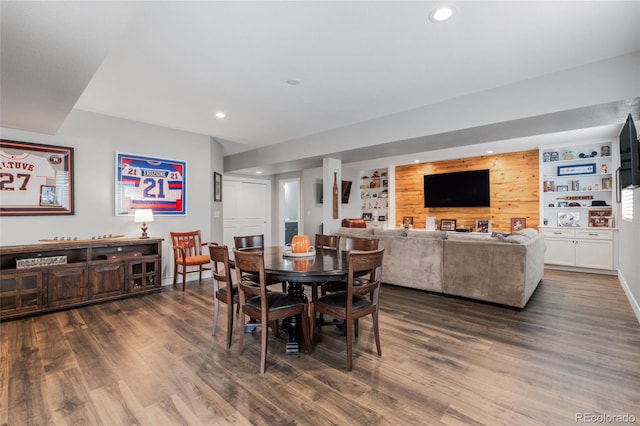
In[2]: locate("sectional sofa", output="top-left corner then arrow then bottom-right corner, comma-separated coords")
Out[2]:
338,227 -> 546,309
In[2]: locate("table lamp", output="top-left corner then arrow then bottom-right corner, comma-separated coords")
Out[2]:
134,209 -> 154,239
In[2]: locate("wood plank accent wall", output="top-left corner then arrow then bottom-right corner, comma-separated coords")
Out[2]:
395,149 -> 539,232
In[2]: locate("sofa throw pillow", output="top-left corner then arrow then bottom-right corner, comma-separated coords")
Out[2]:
505,234 -> 530,244
518,228 -> 538,239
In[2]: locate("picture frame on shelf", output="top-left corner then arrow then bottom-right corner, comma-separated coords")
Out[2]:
543,181 -> 555,192
440,219 -> 456,231
0,139 -> 74,216
402,216 -> 414,229
556,185 -> 569,192
557,163 -> 596,176
475,219 -> 491,233
557,201 -> 569,207
511,218 -> 526,232
362,212 -> 373,221
378,215 -> 386,222
601,177 -> 612,190
558,211 -> 580,227
588,209 -> 611,227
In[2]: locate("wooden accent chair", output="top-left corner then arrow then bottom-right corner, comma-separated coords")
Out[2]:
208,243 -> 237,348
310,247 -> 385,371
170,230 -> 211,291
234,234 -> 285,291
234,249 -> 312,374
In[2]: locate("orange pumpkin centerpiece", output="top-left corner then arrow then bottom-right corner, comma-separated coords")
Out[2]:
291,234 -> 311,253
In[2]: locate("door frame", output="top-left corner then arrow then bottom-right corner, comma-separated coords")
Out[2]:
278,177 -> 301,247
223,175 -> 273,246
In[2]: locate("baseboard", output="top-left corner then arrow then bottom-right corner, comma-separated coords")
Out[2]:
162,270 -> 213,286
544,264 -> 618,276
618,270 -> 640,325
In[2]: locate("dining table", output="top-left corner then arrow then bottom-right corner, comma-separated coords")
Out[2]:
230,246 -> 350,355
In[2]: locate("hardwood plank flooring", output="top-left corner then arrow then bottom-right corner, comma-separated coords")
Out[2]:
1,269 -> 639,425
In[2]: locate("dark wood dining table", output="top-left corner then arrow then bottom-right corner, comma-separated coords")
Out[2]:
231,246 -> 349,355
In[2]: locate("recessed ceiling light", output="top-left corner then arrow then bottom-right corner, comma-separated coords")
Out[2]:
255,170 -> 262,175
414,160 -> 420,163
487,150 -> 494,154
429,5 -> 456,22
215,112 -> 226,119
286,78 -> 301,86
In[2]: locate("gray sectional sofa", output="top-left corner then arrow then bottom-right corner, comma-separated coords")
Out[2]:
338,227 -> 546,309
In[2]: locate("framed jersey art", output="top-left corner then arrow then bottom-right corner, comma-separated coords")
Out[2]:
0,140 -> 74,215
116,152 -> 186,216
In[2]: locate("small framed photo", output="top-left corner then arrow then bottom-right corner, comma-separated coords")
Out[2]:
556,185 -> 569,192
402,216 -> 414,229
543,181 -> 555,192
558,163 -> 596,176
213,172 -> 222,202
558,212 -> 580,227
440,219 -> 456,231
557,201 -> 569,207
511,218 -> 526,233
39,185 -> 60,206
475,219 -> 491,233
378,215 -> 386,222
362,212 -> 373,221
588,209 -> 611,227
601,177 -> 612,190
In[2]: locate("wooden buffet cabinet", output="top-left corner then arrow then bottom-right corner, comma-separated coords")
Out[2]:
0,238 -> 162,320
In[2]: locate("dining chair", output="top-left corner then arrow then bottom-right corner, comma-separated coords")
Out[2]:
233,249 -> 312,374
170,230 -> 212,291
310,247 -> 385,371
323,236 -> 380,294
234,234 -> 285,291
208,243 -> 237,348
312,234 -> 340,314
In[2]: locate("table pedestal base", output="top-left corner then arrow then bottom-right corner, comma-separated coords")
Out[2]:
281,281 -> 307,355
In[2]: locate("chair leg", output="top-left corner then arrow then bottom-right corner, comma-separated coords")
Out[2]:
238,312 -> 246,354
226,302 -> 234,349
301,306 -> 312,354
372,310 -> 381,356
271,320 -> 279,337
260,320 -> 268,374
309,303 -> 316,342
173,263 -> 178,286
212,297 -> 219,335
345,316 -> 354,372
354,318 -> 359,338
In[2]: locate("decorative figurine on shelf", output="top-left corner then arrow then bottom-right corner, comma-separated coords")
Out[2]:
563,150 -> 574,160
550,151 -> 559,161
601,145 -> 611,157
601,163 -> 608,174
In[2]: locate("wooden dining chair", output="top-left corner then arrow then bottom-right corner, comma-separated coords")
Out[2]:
170,230 -> 211,291
234,249 -> 312,374
310,247 -> 385,371
234,234 -> 285,291
208,243 -> 237,349
323,236 -> 379,294
312,234 -> 340,308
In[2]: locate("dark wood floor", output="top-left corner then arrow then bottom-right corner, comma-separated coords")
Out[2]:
2,269 -> 639,425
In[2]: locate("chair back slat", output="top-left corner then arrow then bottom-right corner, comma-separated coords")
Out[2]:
343,236 -> 379,251
234,234 -> 265,250
315,234 -> 339,250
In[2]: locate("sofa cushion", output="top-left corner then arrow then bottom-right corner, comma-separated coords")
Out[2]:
504,234 -> 530,244
406,230 -> 447,240
446,232 -> 496,241
338,227 -> 374,236
374,228 -> 407,237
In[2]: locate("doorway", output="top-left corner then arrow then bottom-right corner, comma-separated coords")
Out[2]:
279,178 -> 300,247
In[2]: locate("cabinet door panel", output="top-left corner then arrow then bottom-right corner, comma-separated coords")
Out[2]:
90,262 -> 125,299
575,240 -> 613,270
48,266 -> 87,306
544,239 -> 576,266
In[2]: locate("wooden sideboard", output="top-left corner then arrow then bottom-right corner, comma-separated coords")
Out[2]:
0,238 -> 162,320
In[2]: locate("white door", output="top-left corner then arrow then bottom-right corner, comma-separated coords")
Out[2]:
223,177 -> 271,249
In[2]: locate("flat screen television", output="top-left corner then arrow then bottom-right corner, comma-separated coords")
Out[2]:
424,169 -> 490,208
619,113 -> 640,189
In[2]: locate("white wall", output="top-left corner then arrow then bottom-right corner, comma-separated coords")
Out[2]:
617,188 -> 640,323
0,109 -> 223,284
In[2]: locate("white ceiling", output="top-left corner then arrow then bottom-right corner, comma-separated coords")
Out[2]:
2,1 -> 640,174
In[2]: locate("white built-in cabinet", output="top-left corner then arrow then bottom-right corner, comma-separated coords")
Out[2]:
539,142 -> 618,273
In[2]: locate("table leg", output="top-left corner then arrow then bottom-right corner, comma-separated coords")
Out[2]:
282,281 -> 307,355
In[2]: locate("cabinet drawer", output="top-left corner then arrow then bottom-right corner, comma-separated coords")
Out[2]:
542,228 -> 574,238
575,229 -> 613,240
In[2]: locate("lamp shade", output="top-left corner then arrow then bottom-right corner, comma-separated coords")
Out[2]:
134,209 -> 154,223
